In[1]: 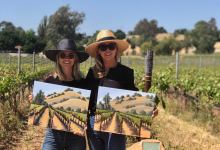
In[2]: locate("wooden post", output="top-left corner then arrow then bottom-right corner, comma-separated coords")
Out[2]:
15,45 -> 22,74
8,54 -> 11,66
33,51 -> 35,72
176,52 -> 179,80
199,55 -> 202,68
145,50 -> 154,92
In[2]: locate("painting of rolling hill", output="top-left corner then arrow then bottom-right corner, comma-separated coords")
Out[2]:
28,81 -> 91,136
94,86 -> 156,138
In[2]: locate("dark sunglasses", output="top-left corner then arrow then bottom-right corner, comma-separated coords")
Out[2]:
59,52 -> 75,59
98,43 -> 117,52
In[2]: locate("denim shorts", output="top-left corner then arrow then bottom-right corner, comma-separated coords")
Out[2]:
42,128 -> 86,150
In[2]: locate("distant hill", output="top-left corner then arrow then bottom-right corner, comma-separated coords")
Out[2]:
110,95 -> 155,114
45,90 -> 89,111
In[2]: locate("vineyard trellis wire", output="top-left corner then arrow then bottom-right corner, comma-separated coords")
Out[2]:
0,52 -> 53,73
121,54 -> 220,70
1,52 -> 220,74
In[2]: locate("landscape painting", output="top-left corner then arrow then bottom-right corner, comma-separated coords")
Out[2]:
94,86 -> 156,138
28,81 -> 91,136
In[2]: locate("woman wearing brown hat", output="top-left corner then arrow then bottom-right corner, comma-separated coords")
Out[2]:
85,30 -> 138,150
42,38 -> 89,150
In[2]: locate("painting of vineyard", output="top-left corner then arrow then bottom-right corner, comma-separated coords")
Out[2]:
28,81 -> 91,136
94,86 -> 156,138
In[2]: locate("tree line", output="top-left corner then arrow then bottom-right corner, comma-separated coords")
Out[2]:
0,5 -> 220,55
133,18 -> 220,55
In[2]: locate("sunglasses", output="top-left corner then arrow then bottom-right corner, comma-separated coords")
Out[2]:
59,52 -> 75,59
98,43 -> 117,52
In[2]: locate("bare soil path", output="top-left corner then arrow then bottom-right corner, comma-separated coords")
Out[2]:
69,120 -> 84,135
140,127 -> 151,138
122,120 -> 134,135
52,114 -> 67,131
38,108 -> 50,127
105,113 -> 117,132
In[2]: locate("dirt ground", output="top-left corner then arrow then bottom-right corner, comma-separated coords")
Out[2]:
9,126 -> 45,150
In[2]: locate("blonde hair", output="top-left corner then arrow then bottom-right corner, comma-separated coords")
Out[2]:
55,53 -> 83,81
93,45 -> 120,78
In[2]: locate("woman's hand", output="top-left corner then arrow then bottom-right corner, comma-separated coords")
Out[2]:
28,94 -> 33,103
152,107 -> 159,118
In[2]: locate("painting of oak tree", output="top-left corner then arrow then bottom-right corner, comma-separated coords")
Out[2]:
94,86 -> 156,138
28,81 -> 91,136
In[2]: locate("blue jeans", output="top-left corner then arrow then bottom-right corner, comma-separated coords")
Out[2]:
87,116 -> 126,150
87,130 -> 126,150
42,128 -> 86,150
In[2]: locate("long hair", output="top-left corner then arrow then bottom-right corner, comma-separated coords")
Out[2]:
92,46 -> 120,78
55,53 -> 83,81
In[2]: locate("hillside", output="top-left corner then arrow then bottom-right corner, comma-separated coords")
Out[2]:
110,96 -> 154,114
52,98 -> 89,110
46,91 -> 83,104
45,90 -> 89,110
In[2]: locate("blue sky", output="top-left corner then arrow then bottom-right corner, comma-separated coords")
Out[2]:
33,81 -> 91,98
0,0 -> 219,35
97,86 -> 155,103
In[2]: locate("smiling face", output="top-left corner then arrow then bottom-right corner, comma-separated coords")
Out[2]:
98,42 -> 117,62
58,50 -> 75,70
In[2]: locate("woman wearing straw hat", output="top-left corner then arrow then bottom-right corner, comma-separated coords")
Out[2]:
42,38 -> 89,150
85,30 -> 138,150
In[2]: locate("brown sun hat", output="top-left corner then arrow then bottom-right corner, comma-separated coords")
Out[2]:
44,39 -> 89,63
85,30 -> 129,57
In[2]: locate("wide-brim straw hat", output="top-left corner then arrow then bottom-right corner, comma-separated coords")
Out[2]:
85,30 -> 129,57
44,39 -> 89,63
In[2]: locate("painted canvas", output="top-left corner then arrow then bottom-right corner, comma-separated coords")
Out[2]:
28,81 -> 91,136
94,86 -> 156,138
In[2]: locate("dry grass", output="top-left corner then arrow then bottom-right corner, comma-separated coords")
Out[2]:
151,107 -> 220,150
9,126 -> 45,150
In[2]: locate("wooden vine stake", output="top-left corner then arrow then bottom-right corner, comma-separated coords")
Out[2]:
145,50 -> 154,92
